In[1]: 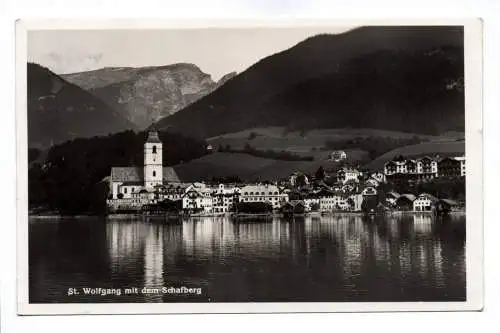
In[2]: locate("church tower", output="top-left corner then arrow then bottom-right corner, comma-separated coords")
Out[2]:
144,128 -> 163,190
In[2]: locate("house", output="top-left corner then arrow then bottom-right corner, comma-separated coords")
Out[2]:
369,172 -> 386,184
337,167 -> 361,184
384,158 -> 406,176
330,150 -> 347,162
416,156 -> 438,180
438,198 -> 459,212
385,191 -> 400,206
348,193 -> 364,212
239,184 -> 288,210
182,184 -> 214,214
212,184 -> 240,213
384,156 -> 438,180
160,183 -> 188,202
395,194 -> 417,211
455,156 -> 466,176
281,200 -> 306,215
303,193 -> 321,212
341,180 -> 358,193
405,159 -> 418,174
107,128 -> 182,212
413,193 -> 438,211
438,156 -> 465,178
318,189 -> 349,211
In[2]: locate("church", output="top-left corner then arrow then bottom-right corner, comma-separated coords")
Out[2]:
107,128 -> 181,212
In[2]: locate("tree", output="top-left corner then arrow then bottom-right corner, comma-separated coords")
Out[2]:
295,173 -> 308,187
315,166 -> 326,180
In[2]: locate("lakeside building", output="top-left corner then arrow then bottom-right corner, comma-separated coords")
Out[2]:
211,184 -> 241,213
394,194 -> 417,211
316,189 -> 350,211
438,156 -> 466,178
303,193 -> 320,212
159,183 -> 189,201
239,184 -> 289,210
348,193 -> 364,212
182,183 -> 214,214
413,193 -> 439,211
384,155 -> 466,181
416,157 -> 438,180
456,156 -> 466,176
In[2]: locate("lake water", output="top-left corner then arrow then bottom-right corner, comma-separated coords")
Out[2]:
29,214 -> 466,303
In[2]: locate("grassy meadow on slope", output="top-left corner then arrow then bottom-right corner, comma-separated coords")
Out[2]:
171,127 -> 465,181
207,127 -> 460,158
171,152 -> 364,182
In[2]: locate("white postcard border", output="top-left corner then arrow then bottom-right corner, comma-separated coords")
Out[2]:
16,18 -> 483,315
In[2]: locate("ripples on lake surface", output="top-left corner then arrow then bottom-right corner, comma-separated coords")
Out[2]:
29,214 -> 466,303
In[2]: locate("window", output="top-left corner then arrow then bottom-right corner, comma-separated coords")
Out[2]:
153,171 -> 156,177
124,188 -> 127,194
152,145 -> 157,154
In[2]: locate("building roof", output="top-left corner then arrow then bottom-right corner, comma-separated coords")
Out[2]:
360,185 -> 377,194
110,166 -> 181,183
338,167 -> 360,173
387,191 -> 400,198
240,184 -> 280,192
397,194 -> 417,202
439,198 -> 459,206
417,193 -> 438,202
163,167 -> 181,183
146,130 -> 162,143
111,167 -> 143,182
288,200 -> 305,206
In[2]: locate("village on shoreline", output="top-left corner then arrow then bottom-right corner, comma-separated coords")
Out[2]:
92,129 -> 466,220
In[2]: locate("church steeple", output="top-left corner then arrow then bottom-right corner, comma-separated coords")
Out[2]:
146,124 -> 161,143
144,126 -> 163,190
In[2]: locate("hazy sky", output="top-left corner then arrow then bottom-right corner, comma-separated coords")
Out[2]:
28,27 -> 353,80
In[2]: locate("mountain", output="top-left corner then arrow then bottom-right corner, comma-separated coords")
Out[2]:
62,65 -> 237,129
27,63 -> 137,148
156,26 -> 464,138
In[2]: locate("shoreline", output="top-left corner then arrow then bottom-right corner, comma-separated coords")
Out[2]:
29,209 -> 466,220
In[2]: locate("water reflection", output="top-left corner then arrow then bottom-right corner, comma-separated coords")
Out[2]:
29,215 -> 466,303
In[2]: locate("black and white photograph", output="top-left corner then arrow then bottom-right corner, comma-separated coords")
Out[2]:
16,19 -> 483,314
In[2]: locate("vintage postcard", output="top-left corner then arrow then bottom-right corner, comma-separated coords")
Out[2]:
16,19 -> 483,315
